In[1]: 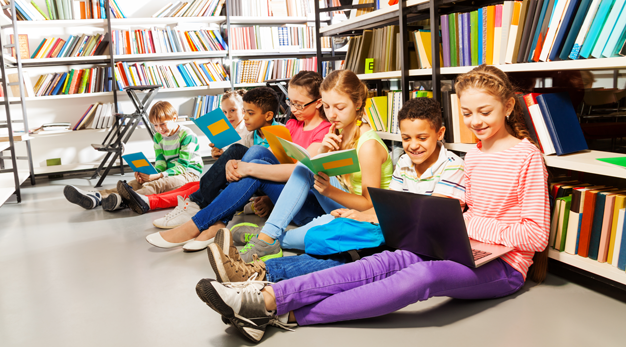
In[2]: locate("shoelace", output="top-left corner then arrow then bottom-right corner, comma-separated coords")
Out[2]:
269,317 -> 296,331
244,233 -> 256,242
240,242 -> 255,254
223,254 -> 265,278
165,200 -> 191,220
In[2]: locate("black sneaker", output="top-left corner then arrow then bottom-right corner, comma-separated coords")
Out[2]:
117,181 -> 149,214
101,193 -> 128,212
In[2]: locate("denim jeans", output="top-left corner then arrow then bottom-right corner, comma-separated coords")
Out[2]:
189,144 -> 249,209
191,147 -> 326,231
261,163 -> 347,250
265,253 -> 351,282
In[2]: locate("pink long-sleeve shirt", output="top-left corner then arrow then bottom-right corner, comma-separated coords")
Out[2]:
463,139 -> 550,279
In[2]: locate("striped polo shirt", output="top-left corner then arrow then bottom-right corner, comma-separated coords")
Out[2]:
389,143 -> 466,204
153,125 -> 203,177
463,139 -> 550,279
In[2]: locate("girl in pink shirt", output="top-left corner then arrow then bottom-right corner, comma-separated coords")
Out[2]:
195,65 -> 550,343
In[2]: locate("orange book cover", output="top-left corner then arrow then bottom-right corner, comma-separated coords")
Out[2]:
85,68 -> 93,93
116,62 -> 129,86
532,34 -> 544,62
578,189 -> 617,257
69,69 -> 83,94
50,39 -> 66,58
185,32 -> 197,51
486,5 -> 495,65
125,31 -> 131,55
45,38 -> 62,58
80,2 -> 86,19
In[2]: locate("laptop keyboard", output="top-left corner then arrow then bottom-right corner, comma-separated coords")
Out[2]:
472,249 -> 492,261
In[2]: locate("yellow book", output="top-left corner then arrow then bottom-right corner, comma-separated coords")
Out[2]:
414,30 -> 431,69
607,194 -> 626,264
371,96 -> 388,132
486,6 -> 495,65
364,98 -> 378,130
34,38 -> 53,59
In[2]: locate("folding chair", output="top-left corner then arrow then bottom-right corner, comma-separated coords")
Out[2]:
265,79 -> 291,124
91,85 -> 161,187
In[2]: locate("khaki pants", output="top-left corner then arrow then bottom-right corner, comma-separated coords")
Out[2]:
99,171 -> 200,198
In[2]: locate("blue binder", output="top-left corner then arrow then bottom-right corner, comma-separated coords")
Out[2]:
536,93 -> 588,155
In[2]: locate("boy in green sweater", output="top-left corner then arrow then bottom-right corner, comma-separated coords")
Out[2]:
64,101 -> 203,213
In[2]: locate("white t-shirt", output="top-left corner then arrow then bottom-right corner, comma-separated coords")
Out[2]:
389,143 -> 466,204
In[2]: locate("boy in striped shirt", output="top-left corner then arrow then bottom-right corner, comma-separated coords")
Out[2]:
64,101 -> 202,212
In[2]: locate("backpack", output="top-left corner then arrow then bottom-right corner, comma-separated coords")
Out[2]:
304,218 -> 386,259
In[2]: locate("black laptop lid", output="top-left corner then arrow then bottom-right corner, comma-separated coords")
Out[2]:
368,188 -> 476,267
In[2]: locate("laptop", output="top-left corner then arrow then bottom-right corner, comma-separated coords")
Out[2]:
368,188 -> 513,268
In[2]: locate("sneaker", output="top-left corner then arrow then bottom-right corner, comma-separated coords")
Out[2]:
117,181 -> 150,215
214,228 -> 240,261
208,242 -> 266,283
196,278 -> 293,343
63,185 -> 102,210
101,193 -> 127,212
152,196 -> 200,229
240,236 -> 283,263
231,223 -> 262,246
243,201 -> 256,214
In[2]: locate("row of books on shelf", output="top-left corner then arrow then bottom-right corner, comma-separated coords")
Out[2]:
74,102 -> 115,129
438,0 -> 626,69
30,33 -> 110,59
231,57 -> 316,84
229,0 -> 314,17
112,26 -> 227,55
31,66 -> 113,97
550,181 -> 626,271
364,90 -> 435,134
228,25 -> 317,51
113,61 -> 228,90
343,25 -> 403,74
191,94 -> 222,119
152,0 -> 225,18
1,0 -> 125,20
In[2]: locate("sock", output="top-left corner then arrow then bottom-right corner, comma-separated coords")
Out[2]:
277,313 -> 289,323
260,238 -> 277,246
138,193 -> 150,205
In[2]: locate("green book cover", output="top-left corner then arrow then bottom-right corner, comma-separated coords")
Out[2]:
31,1 -> 50,20
470,10 -> 479,66
597,157 -> 626,168
277,137 -> 361,177
30,39 -> 47,59
46,0 -> 55,20
81,35 -> 99,57
77,68 -> 90,94
559,195 -> 572,251
63,69 -> 74,94
449,13 -> 458,67
56,0 -> 65,20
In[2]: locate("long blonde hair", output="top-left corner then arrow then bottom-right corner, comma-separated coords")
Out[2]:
455,65 -> 548,283
320,70 -> 368,193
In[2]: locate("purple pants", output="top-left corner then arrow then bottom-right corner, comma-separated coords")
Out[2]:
272,250 -> 525,325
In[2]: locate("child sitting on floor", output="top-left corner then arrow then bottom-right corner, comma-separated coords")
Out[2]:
63,101 -> 202,213
207,97 -> 466,283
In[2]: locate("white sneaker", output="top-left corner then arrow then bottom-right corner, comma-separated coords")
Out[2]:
152,196 -> 200,229
64,185 -> 102,210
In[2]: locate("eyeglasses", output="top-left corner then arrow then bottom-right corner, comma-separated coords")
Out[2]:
286,98 -> 319,111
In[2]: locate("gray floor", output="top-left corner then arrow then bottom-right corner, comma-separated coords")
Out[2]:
1,173 -> 626,347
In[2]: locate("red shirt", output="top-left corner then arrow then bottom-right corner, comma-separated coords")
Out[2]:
463,139 -> 550,279
286,119 -> 331,149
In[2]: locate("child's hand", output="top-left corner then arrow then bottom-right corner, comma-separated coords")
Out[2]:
253,196 -> 273,218
134,171 -> 144,184
313,172 -> 334,196
139,172 -> 162,182
331,208 -> 379,224
320,123 -> 342,153
226,160 -> 249,182
210,143 -> 224,158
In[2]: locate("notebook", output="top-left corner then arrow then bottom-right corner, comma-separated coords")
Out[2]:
122,152 -> 159,175
368,188 -> 513,268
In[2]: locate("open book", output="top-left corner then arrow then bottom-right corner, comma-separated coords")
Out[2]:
122,152 -> 159,175
192,108 -> 241,149
261,125 -> 296,164
277,137 -> 360,177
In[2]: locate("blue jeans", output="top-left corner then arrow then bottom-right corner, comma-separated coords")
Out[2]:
189,144 -> 249,209
265,253 -> 351,282
262,163 -> 347,250
191,147 -> 326,231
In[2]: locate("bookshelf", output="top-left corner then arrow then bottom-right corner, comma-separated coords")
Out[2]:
317,1 -> 626,288
1,0 -> 322,177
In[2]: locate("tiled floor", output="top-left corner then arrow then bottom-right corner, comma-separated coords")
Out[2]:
1,172 -> 626,347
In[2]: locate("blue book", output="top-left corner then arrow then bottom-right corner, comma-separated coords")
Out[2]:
588,192 -> 609,260
617,216 -> 626,270
176,65 -> 193,87
549,0 -> 582,61
463,13 -> 471,66
106,67 -> 112,92
601,1 -> 626,56
591,0 -> 625,57
100,0 -> 106,18
529,0 -> 552,61
459,14 -> 465,66
559,0 -> 593,60
536,93 -> 588,155
579,0 -> 616,58
52,73 -> 68,95
575,213 -> 583,254
181,65 -> 197,87
192,108 -> 241,149
14,2 -> 33,21
213,30 -> 229,50
122,152 -> 159,175
57,36 -> 73,58
477,8 -> 483,65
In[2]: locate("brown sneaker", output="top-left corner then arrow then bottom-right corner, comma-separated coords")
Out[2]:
214,228 -> 241,262
207,243 -> 266,283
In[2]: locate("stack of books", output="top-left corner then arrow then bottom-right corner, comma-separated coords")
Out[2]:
74,102 -> 115,129
232,57 -> 317,84
549,181 -> 626,271
229,25 -> 316,50
191,94 -> 222,119
31,33 -> 110,59
48,0 -> 125,20
114,61 -> 229,90
230,0 -> 314,17
365,90 -> 432,134
112,27 -> 227,55
33,67 -> 113,97
342,25 -> 407,74
151,0 -> 225,18
437,0 -> 626,67
1,0 -> 48,20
